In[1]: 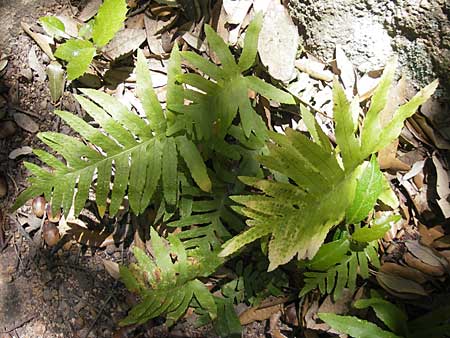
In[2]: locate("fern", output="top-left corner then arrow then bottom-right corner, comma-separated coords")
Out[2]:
319,289 -> 450,338
300,239 -> 380,299
172,12 -> 295,141
13,47 -> 211,218
220,59 -> 438,270
120,227 -> 222,326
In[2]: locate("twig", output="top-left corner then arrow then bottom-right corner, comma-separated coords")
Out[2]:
127,1 -> 151,17
83,292 -> 114,338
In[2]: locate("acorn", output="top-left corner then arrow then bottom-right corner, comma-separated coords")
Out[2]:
32,196 -> 46,218
42,221 -> 60,247
46,204 -> 61,223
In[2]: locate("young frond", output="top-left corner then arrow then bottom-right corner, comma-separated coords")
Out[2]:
173,12 -> 295,141
120,227 -> 222,326
220,59 -> 437,271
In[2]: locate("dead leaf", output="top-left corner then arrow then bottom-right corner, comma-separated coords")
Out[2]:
239,304 -> 283,325
258,2 -> 298,82
380,262 -> 428,284
103,29 -> 147,60
295,58 -> 333,82
182,32 -> 207,52
404,252 -> 445,277
412,114 -> 450,150
28,46 -> 47,82
78,0 -> 102,21
21,22 -> 55,61
335,46 -> 356,94
223,0 -> 252,25
56,14 -> 79,37
102,259 -> 120,280
405,240 -> 448,269
126,13 -> 145,29
144,16 -> 165,56
8,146 -> 33,160
432,153 -> 450,218
317,289 -> 353,315
379,139 -> 411,171
357,72 -> 381,101
376,271 -> 428,298
433,235 -> 450,249
14,113 -> 39,133
418,223 -> 444,246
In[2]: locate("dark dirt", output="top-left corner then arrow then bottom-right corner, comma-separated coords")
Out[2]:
0,1 -> 131,337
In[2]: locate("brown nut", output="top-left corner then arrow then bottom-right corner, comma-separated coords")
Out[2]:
32,196 -> 46,218
42,222 -> 60,247
46,204 -> 61,223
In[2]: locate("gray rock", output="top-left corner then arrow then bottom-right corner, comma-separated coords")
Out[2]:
288,0 -> 450,95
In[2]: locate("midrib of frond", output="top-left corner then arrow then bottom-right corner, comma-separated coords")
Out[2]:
51,137 -> 154,181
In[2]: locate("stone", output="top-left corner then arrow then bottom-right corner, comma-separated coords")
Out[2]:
288,0 -> 450,96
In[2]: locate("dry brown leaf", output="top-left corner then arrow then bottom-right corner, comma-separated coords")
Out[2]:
9,146 -> 33,160
126,13 -> 145,29
433,235 -> 450,249
357,72 -> 381,101
223,0 -> 252,25
418,223 -> 444,246
412,114 -> 450,150
404,252 -> 445,277
335,45 -> 355,94
239,304 -> 283,325
258,2 -> 298,82
379,139 -> 411,171
182,32 -> 207,52
21,22 -> 55,61
406,240 -> 446,267
102,259 -> 120,280
103,28 -> 147,60
28,46 -> 46,82
376,271 -> 428,299
78,0 -> 102,21
14,113 -> 39,133
317,289 -> 353,315
295,58 -> 333,82
432,153 -> 450,218
56,14 -> 79,37
380,262 -> 428,284
144,16 -> 165,56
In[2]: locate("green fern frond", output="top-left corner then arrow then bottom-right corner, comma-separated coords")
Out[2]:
220,58 -> 437,270
300,240 -> 380,299
13,47 -> 213,217
173,12 -> 295,141
120,227 -> 222,326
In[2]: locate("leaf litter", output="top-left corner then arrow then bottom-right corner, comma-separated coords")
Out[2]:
6,0 -> 450,336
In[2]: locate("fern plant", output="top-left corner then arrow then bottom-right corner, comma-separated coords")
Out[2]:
319,289 -> 450,338
120,227 -> 222,326
219,59 -> 438,271
300,214 -> 399,299
172,12 -> 295,142
12,47 -> 211,218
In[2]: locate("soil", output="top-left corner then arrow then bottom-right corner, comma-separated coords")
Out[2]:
0,1 -> 133,337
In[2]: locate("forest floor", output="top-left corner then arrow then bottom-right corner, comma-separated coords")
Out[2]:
0,0 -> 449,338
